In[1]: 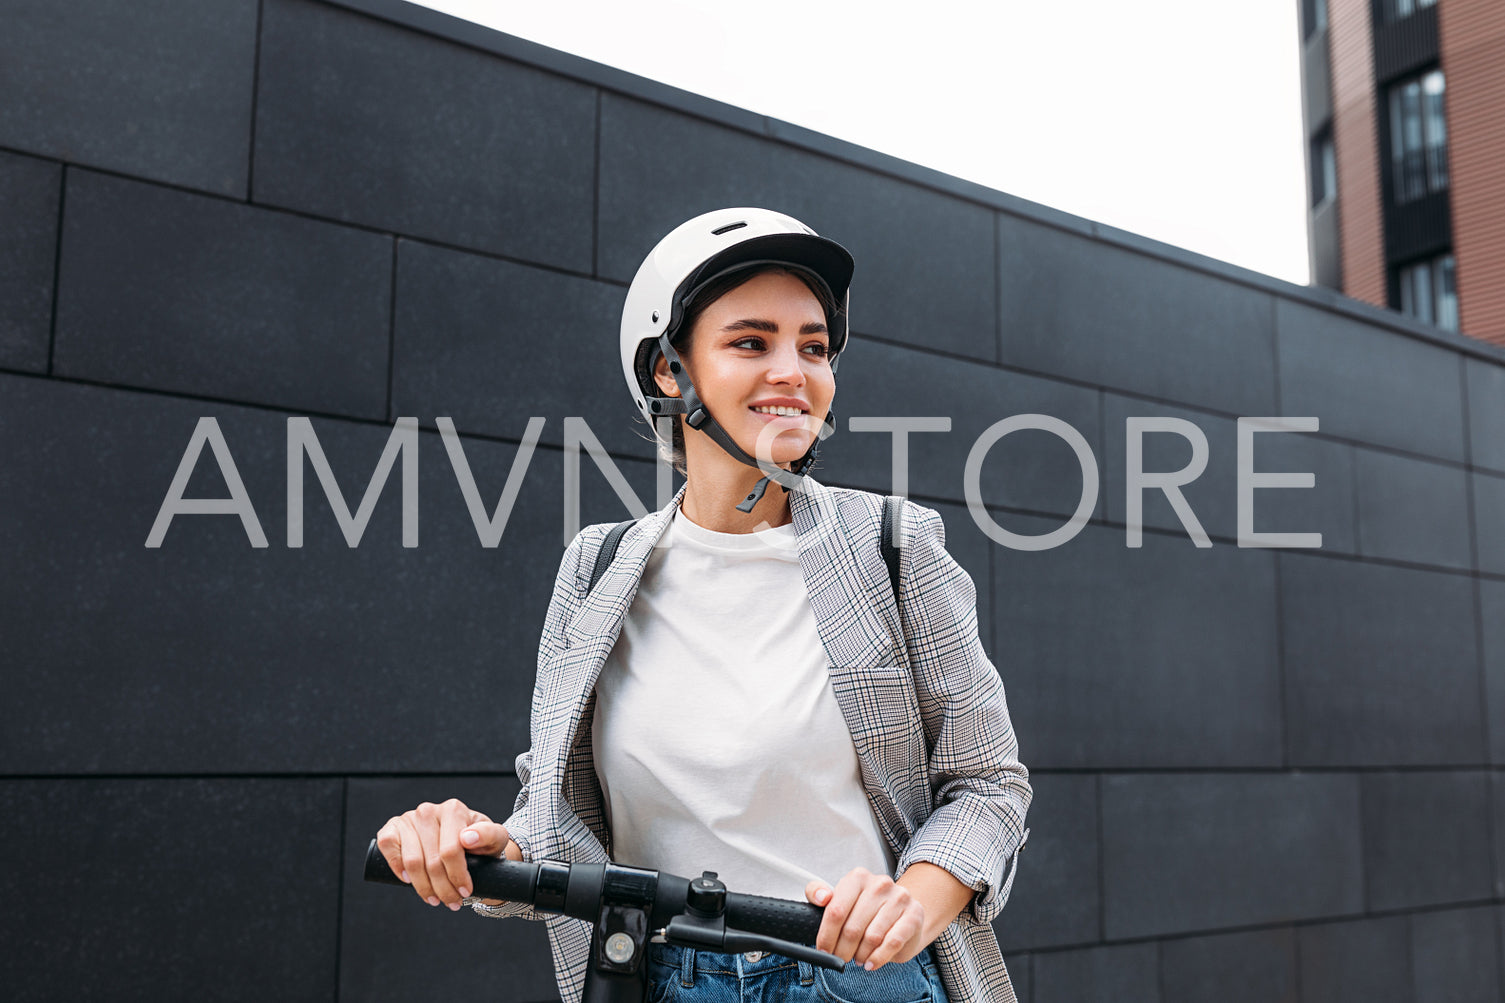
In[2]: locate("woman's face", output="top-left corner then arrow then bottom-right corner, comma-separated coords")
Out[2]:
655,269 -> 836,468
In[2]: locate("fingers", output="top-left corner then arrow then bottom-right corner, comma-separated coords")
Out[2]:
393,813 -> 439,905
832,869 -> 883,963
434,806 -> 475,905
856,893 -> 924,970
374,821 -> 408,885
381,799 -> 495,911
814,868 -> 923,970
458,820 -> 511,857
815,868 -> 869,958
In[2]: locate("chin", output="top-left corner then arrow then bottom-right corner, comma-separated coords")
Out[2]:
744,435 -> 817,467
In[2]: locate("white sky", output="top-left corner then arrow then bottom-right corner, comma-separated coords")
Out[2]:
413,0 -> 1312,285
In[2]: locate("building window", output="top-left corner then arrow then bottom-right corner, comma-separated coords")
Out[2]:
1303,0 -> 1329,38
1311,132 -> 1336,207
1388,69 -> 1448,204
1382,0 -> 1437,24
1398,253 -> 1458,331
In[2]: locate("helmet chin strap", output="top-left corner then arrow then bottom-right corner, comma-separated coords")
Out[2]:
648,333 -> 835,514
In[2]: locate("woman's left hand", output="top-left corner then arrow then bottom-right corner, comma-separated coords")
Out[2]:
805,868 -> 926,971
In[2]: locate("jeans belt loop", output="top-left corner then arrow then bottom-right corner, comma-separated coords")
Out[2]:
679,945 -> 695,988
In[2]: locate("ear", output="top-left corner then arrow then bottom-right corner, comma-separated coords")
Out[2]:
652,350 -> 682,398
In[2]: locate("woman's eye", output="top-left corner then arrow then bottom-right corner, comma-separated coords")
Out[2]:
802,343 -> 830,357
730,337 -> 764,351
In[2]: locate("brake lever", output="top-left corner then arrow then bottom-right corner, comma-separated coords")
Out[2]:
659,915 -> 845,972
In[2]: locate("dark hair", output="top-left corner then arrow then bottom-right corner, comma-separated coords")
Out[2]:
649,264 -> 840,476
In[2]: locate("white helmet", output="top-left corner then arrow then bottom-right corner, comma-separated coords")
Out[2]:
619,207 -> 854,512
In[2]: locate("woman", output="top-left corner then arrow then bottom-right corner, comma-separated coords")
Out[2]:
377,208 -> 1031,1002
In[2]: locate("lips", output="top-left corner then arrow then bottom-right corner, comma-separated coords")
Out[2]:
747,397 -> 810,417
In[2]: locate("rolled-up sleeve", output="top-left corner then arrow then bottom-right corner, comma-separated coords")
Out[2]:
892,502 -> 1031,926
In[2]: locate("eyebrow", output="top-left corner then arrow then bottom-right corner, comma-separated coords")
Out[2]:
721,318 -> 829,335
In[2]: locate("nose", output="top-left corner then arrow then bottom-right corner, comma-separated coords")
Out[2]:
764,340 -> 806,386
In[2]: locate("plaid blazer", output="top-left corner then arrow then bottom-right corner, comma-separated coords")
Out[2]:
475,476 -> 1031,1002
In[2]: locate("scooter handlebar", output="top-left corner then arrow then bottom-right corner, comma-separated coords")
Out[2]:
362,839 -> 825,945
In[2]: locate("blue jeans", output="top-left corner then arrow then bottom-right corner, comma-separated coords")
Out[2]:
644,942 -> 948,1003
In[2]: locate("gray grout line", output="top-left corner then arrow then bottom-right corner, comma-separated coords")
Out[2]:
45,164 -> 66,376
246,0 -> 264,201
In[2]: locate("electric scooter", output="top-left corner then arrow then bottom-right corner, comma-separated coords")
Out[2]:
363,839 -> 845,1003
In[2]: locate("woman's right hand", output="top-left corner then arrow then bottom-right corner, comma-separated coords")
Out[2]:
375,798 -> 522,910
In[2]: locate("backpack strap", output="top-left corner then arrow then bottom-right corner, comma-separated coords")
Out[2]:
587,518 -> 637,594
880,495 -> 903,604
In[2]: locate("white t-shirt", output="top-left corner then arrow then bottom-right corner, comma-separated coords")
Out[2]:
591,508 -> 894,899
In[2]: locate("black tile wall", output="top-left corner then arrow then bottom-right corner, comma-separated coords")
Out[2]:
54,170 -> 392,417
1101,396 -> 1356,552
1281,553 -> 1485,767
1100,773 -> 1363,939
1101,395 -> 1235,542
392,239 -> 642,455
1496,776 -> 1505,898
1466,358 -> 1505,474
1277,297 -> 1467,462
253,0 -> 597,271
1410,906 -> 1502,1003
0,149 -> 60,372
997,214 -> 1277,416
818,336 -> 1102,516
1362,771 -> 1494,911
1248,420 -> 1358,555
7,2 -> 1505,998
596,94 -> 999,362
1006,954 -> 1032,1003
1032,942 -> 1159,1003
1473,471 -> 1505,575
0,374 -> 658,774
1482,580 -> 1505,766
0,778 -> 341,1002
993,773 -> 1100,953
1297,917 -> 1412,1003
340,776 -> 557,1002
1160,927 -> 1298,1003
1352,447 -> 1472,570
994,518 -> 1281,770
0,0 -> 257,196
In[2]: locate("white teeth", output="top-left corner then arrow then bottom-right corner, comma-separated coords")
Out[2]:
751,405 -> 805,416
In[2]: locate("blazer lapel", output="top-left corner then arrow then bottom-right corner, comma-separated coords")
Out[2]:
791,477 -> 905,668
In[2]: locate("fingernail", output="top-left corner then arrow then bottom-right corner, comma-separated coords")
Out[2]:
400,870 -> 410,884
447,901 -> 461,912
818,889 -> 831,905
426,896 -> 440,907
461,829 -> 479,846
865,962 -> 875,971
458,886 -> 471,898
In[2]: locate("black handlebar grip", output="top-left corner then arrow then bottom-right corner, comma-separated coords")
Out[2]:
362,839 -> 541,906
363,839 -> 407,886
724,892 -> 824,945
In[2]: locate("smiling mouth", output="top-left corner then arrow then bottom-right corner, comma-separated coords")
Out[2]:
749,405 -> 807,417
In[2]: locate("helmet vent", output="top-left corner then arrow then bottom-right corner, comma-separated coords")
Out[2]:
710,221 -> 747,235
